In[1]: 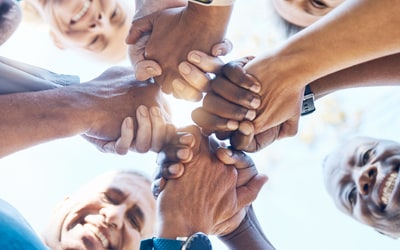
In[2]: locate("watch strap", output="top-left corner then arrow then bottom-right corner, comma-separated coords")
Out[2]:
140,238 -> 184,250
188,0 -> 235,6
301,85 -> 315,116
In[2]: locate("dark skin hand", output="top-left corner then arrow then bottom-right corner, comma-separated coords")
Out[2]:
126,3 -> 233,101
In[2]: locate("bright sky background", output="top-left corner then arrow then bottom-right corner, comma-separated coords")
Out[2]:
0,0 -> 400,249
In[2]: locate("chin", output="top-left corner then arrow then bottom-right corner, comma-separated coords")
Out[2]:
0,0 -> 22,45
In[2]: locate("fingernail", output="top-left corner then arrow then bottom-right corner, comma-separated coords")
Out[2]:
245,110 -> 256,120
146,66 -> 160,76
250,84 -> 261,93
250,98 -> 261,109
168,164 -> 182,175
177,148 -> 190,159
189,52 -> 201,64
223,148 -> 233,157
227,120 -> 239,130
125,117 -> 133,129
179,63 -> 191,75
138,105 -> 148,117
239,123 -> 252,135
180,134 -> 194,145
172,79 -> 185,91
215,49 -> 223,56
150,107 -> 160,117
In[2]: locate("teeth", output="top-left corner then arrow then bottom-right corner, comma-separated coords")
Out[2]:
381,172 -> 398,205
72,0 -> 91,22
84,224 -> 109,248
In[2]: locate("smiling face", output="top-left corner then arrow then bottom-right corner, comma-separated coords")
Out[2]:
0,0 -> 22,45
43,171 -> 156,250
272,0 -> 345,27
38,0 -> 132,62
323,137 -> 400,238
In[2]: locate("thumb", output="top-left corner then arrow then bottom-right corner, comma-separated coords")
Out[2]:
125,15 -> 155,44
236,174 -> 268,208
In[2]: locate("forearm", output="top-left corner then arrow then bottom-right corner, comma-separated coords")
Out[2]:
134,0 -> 187,17
218,206 -> 276,250
310,53 -> 400,99
248,0 -> 400,89
0,87 -> 92,158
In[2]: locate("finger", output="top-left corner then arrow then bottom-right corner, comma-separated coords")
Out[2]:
203,93 -> 257,121
191,107 -> 239,132
135,60 -> 162,81
214,131 -> 231,140
156,144 -> 193,165
211,39 -> 233,56
133,105 -> 152,153
126,16 -> 154,44
81,135 -> 107,153
171,78 -> 203,102
236,174 -> 268,208
278,116 -> 300,139
178,61 -> 212,93
187,50 -> 224,73
109,117 -> 135,155
149,107 -> 168,152
221,58 -> 260,93
215,147 -> 255,170
210,76 -> 261,110
230,121 -> 255,151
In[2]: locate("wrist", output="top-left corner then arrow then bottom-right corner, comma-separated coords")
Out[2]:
188,0 -> 235,6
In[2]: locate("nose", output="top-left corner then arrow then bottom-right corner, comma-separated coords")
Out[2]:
88,13 -> 104,29
100,205 -> 126,229
356,165 -> 377,196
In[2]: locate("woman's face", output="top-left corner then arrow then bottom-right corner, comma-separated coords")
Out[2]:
41,0 -> 133,61
272,0 -> 345,27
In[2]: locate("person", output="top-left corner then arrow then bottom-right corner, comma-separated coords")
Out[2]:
0,0 -> 22,45
322,136 -> 400,239
126,0 -> 400,150
143,125 -> 274,249
0,170 -> 157,249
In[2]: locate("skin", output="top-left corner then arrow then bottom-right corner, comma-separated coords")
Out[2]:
323,137 -> 400,238
154,125 -> 268,238
0,0 -> 22,45
126,2 -> 233,101
28,0 -> 133,62
0,66 -> 173,157
272,0 -> 345,27
42,171 -> 156,250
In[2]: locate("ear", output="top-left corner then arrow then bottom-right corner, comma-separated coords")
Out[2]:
49,30 -> 66,50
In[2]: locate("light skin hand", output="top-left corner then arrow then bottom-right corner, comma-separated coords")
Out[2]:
126,3 -> 233,101
154,126 -> 267,237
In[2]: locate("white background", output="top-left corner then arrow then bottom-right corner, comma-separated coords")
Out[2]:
0,0 -> 399,249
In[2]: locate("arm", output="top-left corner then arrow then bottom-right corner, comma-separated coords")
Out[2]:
0,66 -> 171,158
219,206 -> 275,250
126,1 -> 234,101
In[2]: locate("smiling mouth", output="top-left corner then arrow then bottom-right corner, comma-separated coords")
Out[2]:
84,224 -> 110,249
71,0 -> 91,23
381,172 -> 398,206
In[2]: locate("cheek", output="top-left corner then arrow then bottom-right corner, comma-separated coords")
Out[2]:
121,230 -> 141,250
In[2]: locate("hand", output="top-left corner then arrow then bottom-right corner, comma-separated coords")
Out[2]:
126,3 -> 233,101
75,66 -> 171,153
155,125 -> 266,238
83,105 -> 176,154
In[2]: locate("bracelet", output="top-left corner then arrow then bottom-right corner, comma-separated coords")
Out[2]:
188,0 -> 235,6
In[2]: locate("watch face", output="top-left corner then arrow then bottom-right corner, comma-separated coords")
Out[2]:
182,233 -> 212,250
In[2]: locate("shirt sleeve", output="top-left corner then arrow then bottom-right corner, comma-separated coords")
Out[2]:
0,56 -> 80,94
218,205 -> 276,250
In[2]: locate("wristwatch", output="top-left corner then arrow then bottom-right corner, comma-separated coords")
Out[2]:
188,0 -> 235,6
140,232 -> 212,250
301,85 -> 315,116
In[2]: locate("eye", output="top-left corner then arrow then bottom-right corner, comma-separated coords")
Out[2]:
111,7 -> 118,20
310,0 -> 328,9
127,215 -> 141,231
348,186 -> 357,206
361,148 -> 374,165
100,192 -> 119,205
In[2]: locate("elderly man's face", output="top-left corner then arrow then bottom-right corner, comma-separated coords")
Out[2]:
42,171 -> 156,250
0,0 -> 22,45
323,136 -> 400,238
